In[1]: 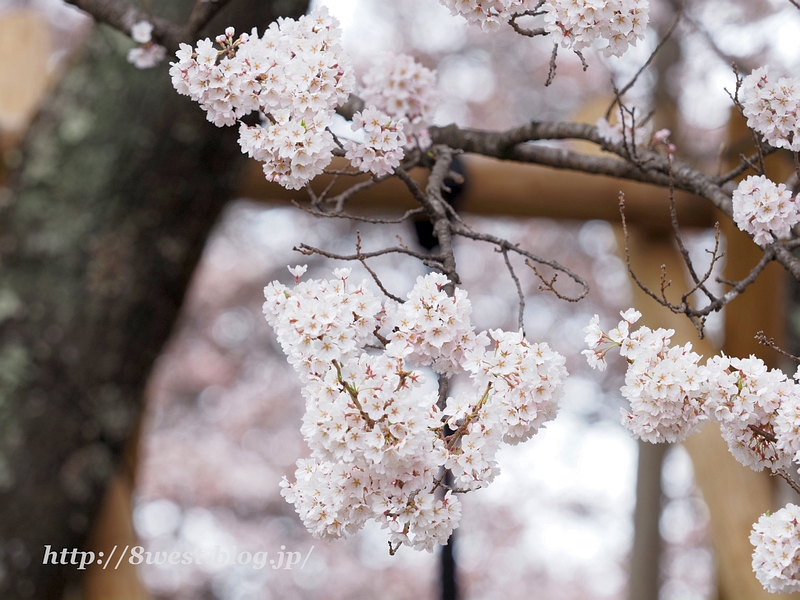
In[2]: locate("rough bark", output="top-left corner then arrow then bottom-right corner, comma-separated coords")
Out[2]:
0,1 -> 308,598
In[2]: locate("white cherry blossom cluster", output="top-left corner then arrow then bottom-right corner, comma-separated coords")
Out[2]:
583,311 -> 800,459
169,8 -> 355,189
344,107 -> 407,177
384,273 -> 486,376
776,377 -> 800,461
439,0 -> 540,31
741,67 -> 800,152
731,175 -> 800,246
265,269 -> 567,551
361,54 -> 439,134
584,313 -> 800,593
751,504 -> 800,593
543,0 -> 649,58
441,330 -> 567,490
126,20 -> 166,69
263,266 -> 381,381
704,355 -> 796,472
584,310 -> 707,443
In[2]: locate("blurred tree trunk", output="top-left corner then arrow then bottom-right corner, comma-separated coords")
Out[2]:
0,1 -> 308,598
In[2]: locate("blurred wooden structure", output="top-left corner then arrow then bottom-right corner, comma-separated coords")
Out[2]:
0,10 -> 53,152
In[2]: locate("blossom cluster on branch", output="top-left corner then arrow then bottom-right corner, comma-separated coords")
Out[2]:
438,0 -> 542,31
585,310 -> 800,592
168,8 -> 440,189
543,0 -> 649,58
361,53 -> 439,136
263,269 -> 566,551
741,67 -> 800,152
732,175 -> 800,247
343,107 -> 407,177
170,9 -> 354,188
751,505 -> 800,593
584,310 -> 800,467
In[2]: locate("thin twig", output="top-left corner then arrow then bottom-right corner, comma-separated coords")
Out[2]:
775,467 -> 800,495
355,232 -> 403,302
665,154 -> 723,305
450,224 -> 589,301
545,44 -> 559,87
620,191 -> 774,336
755,331 -> 800,364
292,200 -> 426,225
295,243 -> 439,264
613,0 -> 686,102
500,247 -> 527,335
713,145 -> 778,185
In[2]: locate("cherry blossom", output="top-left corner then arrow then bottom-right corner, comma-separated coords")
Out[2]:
543,0 -> 649,58
126,20 -> 166,69
169,7 -> 355,189
731,175 -> 800,246
584,310 -> 707,443
438,0 -> 540,31
704,355 -> 795,472
264,270 -> 567,551
127,44 -> 167,69
130,20 -> 153,44
360,54 -> 439,134
344,107 -> 407,177
751,505 -> 800,593
741,67 -> 800,152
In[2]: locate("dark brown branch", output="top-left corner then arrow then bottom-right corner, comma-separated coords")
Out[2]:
749,424 -> 778,444
774,467 -> 800,496
428,118 -> 800,281
336,94 -> 366,121
507,2 -> 547,37
545,44 -> 559,87
63,0 -> 234,52
64,0 -> 183,49
437,373 -> 450,412
755,331 -> 800,364
427,147 -> 461,293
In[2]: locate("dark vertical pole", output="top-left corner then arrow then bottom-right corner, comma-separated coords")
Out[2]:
441,472 -> 459,600
628,440 -> 668,600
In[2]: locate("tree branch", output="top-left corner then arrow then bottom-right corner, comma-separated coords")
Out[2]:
63,0 -> 234,52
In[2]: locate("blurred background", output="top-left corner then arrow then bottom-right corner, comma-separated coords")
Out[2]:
1,0 -> 799,598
